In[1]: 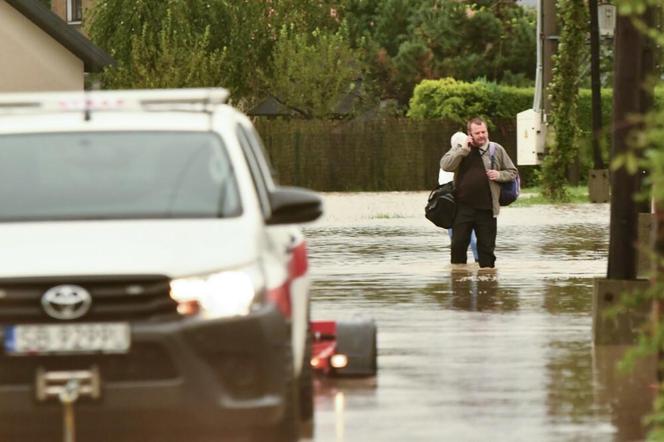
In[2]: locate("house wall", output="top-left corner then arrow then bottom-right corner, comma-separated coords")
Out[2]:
0,0 -> 84,92
51,0 -> 66,20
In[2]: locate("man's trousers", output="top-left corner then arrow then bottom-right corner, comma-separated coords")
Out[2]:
451,204 -> 496,268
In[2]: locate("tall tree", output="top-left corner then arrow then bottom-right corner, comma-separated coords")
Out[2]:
86,0 -> 223,89
86,0 -> 345,100
85,0 -> 537,111
341,0 -> 536,105
270,25 -> 362,118
208,0 -> 343,100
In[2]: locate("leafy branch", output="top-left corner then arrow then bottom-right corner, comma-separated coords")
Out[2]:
541,0 -> 588,201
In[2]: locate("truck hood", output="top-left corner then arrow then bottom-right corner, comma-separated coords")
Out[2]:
0,220 -> 260,278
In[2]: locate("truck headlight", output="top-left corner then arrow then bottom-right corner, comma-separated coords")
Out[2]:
169,266 -> 265,318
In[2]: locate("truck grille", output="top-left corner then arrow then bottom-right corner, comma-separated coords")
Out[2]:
0,275 -> 178,324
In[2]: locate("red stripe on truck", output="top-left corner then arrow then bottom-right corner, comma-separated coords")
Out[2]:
288,241 -> 308,279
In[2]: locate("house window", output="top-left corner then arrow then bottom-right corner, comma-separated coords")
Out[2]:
66,0 -> 82,23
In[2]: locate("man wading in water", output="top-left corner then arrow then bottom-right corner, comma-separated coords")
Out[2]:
440,117 -> 517,268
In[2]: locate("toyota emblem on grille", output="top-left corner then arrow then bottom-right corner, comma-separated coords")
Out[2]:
41,285 -> 92,320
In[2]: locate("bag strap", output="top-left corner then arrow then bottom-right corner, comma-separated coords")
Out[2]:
489,142 -> 496,170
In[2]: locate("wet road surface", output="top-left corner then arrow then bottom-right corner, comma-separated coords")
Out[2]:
304,192 -> 655,442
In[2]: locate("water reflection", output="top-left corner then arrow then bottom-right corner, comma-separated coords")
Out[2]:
306,194 -> 653,441
593,345 -> 656,441
334,391 -> 344,442
545,340 -> 605,438
309,378 -> 378,442
424,267 -> 519,312
538,225 -> 609,259
543,278 -> 594,315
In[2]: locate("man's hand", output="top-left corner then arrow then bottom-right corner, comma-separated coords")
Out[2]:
486,170 -> 500,181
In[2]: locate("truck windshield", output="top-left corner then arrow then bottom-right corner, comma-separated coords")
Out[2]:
0,131 -> 242,221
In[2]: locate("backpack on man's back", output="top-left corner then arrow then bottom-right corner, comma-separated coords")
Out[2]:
489,143 -> 520,206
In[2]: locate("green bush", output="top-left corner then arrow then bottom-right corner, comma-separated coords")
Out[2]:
407,78 -> 533,129
408,78 -> 664,184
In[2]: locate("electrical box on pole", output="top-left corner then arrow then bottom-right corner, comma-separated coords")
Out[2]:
515,0 -> 553,166
598,4 -> 616,38
516,109 -> 546,165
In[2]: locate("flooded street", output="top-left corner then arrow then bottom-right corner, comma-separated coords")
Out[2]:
304,192 -> 654,441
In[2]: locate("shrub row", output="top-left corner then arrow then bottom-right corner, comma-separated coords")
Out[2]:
407,78 -> 534,128
409,79 -> 664,174
254,81 -> 663,192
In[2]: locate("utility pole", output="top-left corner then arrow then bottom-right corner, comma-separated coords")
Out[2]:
587,0 -> 611,203
589,0 -> 604,171
607,12 -> 653,279
516,0 -> 552,167
640,6 -> 663,381
637,10 -> 656,214
593,5 -> 655,347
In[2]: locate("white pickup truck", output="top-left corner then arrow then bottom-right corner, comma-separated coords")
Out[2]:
0,88 -> 322,442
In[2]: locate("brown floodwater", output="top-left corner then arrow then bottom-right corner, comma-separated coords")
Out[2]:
303,192 -> 655,442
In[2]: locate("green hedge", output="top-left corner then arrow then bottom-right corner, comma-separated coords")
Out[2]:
253,83 -> 664,192
407,78 -> 533,128
408,78 -> 664,181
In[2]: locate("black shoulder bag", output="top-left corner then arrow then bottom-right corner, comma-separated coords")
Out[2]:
425,181 -> 456,228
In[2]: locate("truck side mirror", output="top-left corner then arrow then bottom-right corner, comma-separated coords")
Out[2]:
267,186 -> 323,225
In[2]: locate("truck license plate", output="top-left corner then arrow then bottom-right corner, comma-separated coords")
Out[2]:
4,323 -> 130,355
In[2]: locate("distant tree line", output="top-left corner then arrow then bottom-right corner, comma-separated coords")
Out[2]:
86,0 -> 536,117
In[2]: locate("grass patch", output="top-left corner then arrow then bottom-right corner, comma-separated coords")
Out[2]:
511,185 -> 590,207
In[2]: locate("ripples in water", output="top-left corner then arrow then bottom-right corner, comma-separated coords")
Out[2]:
306,192 -> 651,442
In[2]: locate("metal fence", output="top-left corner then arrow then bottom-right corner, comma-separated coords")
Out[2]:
255,118 -> 518,191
